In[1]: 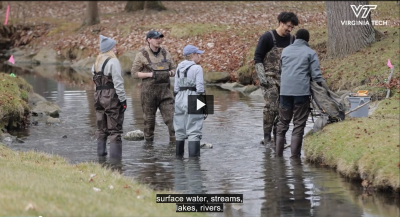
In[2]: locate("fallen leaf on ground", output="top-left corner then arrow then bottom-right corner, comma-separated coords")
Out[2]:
93,187 -> 101,192
25,202 -> 36,211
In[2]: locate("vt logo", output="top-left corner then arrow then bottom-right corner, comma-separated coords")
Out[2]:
350,5 -> 377,18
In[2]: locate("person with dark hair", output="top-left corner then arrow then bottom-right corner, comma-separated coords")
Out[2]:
92,35 -> 127,159
254,12 -> 299,146
276,29 -> 327,157
131,30 -> 176,143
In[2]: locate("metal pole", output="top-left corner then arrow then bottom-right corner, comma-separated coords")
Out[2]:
386,66 -> 394,98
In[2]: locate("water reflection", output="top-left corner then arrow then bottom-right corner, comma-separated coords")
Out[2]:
260,149 -> 313,216
174,158 -> 205,194
1,63 -> 399,217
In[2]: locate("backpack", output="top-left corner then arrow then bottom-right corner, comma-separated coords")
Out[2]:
310,81 -> 347,132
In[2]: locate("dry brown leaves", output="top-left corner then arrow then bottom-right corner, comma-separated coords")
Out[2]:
2,1 -> 398,78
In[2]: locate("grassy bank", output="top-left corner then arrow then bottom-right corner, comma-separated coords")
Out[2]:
0,144 -> 204,217
0,72 -> 32,130
321,25 -> 400,96
304,93 -> 400,192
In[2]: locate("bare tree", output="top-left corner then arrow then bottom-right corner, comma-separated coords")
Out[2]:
124,1 -> 166,12
326,1 -> 384,58
81,1 -> 100,28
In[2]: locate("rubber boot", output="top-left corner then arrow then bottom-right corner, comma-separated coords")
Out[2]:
264,133 -> 272,145
188,141 -> 200,157
97,140 -> 107,156
290,136 -> 303,158
176,140 -> 185,157
110,141 -> 122,159
98,156 -> 107,166
109,157 -> 123,174
275,136 -> 285,157
145,135 -> 154,142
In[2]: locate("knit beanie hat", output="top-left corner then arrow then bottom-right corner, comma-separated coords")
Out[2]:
99,35 -> 116,53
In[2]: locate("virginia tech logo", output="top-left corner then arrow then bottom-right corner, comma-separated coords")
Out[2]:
350,5 -> 377,18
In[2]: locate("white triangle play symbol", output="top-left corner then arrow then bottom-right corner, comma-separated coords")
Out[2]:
197,99 -> 205,110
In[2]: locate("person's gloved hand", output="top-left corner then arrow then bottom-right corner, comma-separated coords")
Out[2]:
120,100 -> 127,113
198,93 -> 208,120
255,63 -> 268,88
317,81 -> 330,90
151,71 -> 156,79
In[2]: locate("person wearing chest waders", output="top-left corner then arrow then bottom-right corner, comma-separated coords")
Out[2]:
174,45 -> 205,157
91,35 -> 127,159
254,12 -> 298,146
276,29 -> 327,158
131,31 -> 176,143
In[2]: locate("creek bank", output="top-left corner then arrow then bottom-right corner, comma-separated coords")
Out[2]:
303,93 -> 400,193
0,73 -> 62,144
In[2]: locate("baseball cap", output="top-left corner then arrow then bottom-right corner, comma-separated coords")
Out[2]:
146,30 -> 164,39
183,45 -> 204,56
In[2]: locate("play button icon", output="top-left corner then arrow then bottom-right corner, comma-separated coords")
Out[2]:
188,95 -> 214,115
197,99 -> 205,110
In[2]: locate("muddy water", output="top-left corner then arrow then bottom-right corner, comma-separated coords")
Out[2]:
2,64 -> 399,217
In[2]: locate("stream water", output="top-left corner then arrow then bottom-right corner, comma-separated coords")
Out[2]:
1,63 -> 399,217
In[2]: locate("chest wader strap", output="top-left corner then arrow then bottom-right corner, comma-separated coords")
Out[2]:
177,65 -> 194,78
142,49 -> 152,64
161,49 -> 167,62
177,65 -> 196,91
142,48 -> 168,64
142,48 -> 169,81
94,58 -> 115,90
269,30 -> 294,47
269,30 -> 277,47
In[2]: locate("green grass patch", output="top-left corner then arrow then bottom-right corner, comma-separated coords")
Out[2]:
370,92 -> 400,119
47,21 -> 81,37
0,72 -> 32,129
0,144 -> 204,217
304,94 -> 400,191
321,26 -> 399,93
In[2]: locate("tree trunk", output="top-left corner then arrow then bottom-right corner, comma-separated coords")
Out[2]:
124,1 -> 166,12
326,1 -> 376,58
82,1 -> 100,27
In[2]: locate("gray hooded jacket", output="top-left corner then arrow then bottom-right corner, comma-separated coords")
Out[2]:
91,58 -> 126,102
280,39 -> 325,96
174,60 -> 204,93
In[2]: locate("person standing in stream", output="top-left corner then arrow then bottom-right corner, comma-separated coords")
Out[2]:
92,35 -> 127,159
173,45 -> 206,157
254,12 -> 299,146
131,30 -> 177,143
276,29 -> 327,157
